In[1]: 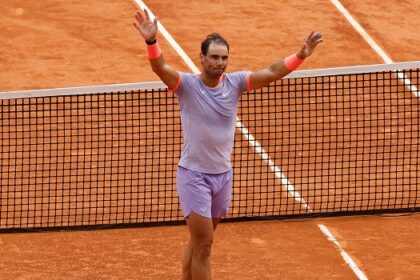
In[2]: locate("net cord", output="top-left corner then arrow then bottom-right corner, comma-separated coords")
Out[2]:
1,61 -> 419,99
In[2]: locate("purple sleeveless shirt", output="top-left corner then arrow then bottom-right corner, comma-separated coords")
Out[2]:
174,71 -> 250,173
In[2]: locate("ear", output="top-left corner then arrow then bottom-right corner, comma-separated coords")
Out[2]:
199,52 -> 205,64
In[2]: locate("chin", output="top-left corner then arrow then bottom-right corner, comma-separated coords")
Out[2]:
209,71 -> 223,78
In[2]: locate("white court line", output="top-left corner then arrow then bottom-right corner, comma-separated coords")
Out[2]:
327,2 -> 420,277
395,71 -> 419,98
330,0 -> 419,97
318,224 -> 369,280
132,0 -> 311,211
330,0 -> 392,64
236,122 -> 311,210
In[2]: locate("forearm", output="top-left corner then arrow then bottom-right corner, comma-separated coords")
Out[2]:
146,39 -> 162,70
149,52 -> 165,74
268,57 -> 297,80
248,31 -> 322,91
134,9 -> 179,87
249,53 -> 303,89
267,45 -> 307,79
146,40 -> 179,89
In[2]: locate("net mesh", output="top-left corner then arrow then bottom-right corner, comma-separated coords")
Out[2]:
1,62 -> 419,231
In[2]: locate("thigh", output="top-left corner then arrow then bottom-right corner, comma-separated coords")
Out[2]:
211,169 -> 233,218
186,211 -> 214,243
177,166 -> 212,218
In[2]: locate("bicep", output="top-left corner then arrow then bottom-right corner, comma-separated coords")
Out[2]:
248,60 -> 291,90
248,69 -> 278,91
155,64 -> 180,90
150,57 -> 180,90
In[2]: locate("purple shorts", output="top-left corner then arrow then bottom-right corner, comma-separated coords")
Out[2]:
176,166 -> 233,219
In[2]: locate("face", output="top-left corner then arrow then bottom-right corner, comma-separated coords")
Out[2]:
200,42 -> 229,78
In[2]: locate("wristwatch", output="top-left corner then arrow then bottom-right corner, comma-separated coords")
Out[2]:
146,38 -> 157,45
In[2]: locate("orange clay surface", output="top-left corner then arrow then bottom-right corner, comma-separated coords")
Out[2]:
1,0 -> 420,279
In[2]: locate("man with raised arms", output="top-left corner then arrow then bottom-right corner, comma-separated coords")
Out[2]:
133,9 -> 322,280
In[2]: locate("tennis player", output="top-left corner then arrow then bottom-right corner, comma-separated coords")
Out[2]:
133,9 -> 322,280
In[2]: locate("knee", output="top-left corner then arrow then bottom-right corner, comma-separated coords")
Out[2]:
193,237 -> 213,260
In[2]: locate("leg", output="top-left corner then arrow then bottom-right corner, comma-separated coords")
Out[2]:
177,166 -> 229,279
182,217 -> 222,280
182,239 -> 193,280
186,212 -> 222,280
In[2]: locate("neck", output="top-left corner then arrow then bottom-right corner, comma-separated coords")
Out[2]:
199,72 -> 222,88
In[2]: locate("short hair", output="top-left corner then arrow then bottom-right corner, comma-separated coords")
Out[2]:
201,33 -> 230,55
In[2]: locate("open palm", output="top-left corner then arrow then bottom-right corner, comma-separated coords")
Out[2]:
298,31 -> 323,59
133,9 -> 158,41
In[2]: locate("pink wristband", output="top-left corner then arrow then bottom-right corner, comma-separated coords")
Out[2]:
284,53 -> 303,71
147,42 -> 162,59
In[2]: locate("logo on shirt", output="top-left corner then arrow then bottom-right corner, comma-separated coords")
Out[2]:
222,91 -> 229,97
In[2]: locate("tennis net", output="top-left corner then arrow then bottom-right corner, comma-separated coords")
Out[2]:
1,61 -> 419,231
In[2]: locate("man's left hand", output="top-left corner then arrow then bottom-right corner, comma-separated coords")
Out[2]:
297,31 -> 323,60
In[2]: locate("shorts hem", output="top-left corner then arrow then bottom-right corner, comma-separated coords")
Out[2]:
184,208 -> 212,219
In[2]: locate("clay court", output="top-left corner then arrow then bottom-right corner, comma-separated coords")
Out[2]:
1,0 -> 420,279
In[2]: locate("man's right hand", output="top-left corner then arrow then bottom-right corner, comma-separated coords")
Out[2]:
133,9 -> 158,41
132,8 -> 180,91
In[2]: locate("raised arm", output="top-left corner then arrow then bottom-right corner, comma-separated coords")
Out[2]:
133,9 -> 180,90
248,31 -> 323,91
